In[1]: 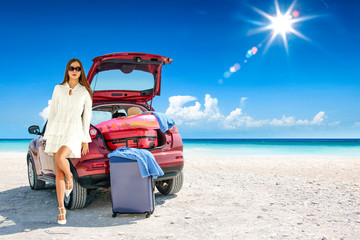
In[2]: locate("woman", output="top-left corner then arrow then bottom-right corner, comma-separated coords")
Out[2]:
43,58 -> 93,224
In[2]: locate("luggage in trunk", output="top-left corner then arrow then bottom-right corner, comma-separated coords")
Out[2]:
109,156 -> 155,218
104,129 -> 158,150
95,114 -> 160,150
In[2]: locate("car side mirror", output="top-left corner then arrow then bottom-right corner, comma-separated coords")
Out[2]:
28,125 -> 41,135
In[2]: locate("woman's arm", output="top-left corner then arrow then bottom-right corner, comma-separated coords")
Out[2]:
81,92 -> 93,143
43,85 -> 58,140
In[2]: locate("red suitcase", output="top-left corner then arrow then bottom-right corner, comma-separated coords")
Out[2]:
104,129 -> 158,150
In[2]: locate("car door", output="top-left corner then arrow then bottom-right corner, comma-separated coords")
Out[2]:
38,122 -> 55,177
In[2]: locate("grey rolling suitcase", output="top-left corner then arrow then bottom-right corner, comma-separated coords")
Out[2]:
109,156 -> 155,218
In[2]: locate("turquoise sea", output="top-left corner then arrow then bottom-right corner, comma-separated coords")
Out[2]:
1,138 -> 360,156
183,139 -> 360,156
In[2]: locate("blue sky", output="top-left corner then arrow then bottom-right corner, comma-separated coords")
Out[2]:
1,0 -> 359,139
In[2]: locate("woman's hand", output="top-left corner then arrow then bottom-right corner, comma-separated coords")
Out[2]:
81,142 -> 89,155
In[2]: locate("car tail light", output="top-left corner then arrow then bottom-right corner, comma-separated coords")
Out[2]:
92,163 -> 105,168
90,127 -> 98,139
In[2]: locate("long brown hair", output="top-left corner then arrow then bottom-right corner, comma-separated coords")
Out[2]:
61,58 -> 93,101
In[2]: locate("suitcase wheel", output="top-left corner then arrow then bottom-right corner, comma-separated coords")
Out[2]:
112,212 -> 118,218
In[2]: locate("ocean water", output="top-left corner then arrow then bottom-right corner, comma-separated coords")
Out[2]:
1,138 -> 360,156
183,139 -> 360,156
0,139 -> 33,151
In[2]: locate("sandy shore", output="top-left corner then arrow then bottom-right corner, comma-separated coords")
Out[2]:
1,150 -> 360,239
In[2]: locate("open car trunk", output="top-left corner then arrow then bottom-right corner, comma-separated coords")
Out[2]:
94,113 -> 166,151
87,52 -> 172,104
85,52 -> 173,151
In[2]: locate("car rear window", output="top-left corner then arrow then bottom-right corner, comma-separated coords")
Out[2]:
90,69 -> 154,92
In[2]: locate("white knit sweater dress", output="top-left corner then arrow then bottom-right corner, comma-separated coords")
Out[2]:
43,81 -> 93,158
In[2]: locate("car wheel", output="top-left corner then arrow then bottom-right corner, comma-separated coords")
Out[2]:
156,171 -> 184,195
64,177 -> 87,209
27,155 -> 45,190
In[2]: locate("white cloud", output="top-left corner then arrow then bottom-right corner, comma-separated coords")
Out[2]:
165,95 -> 210,125
165,94 -> 329,129
328,121 -> 340,127
223,108 -> 269,128
39,94 -> 332,130
312,111 -> 326,124
240,97 -> 247,106
295,111 -> 326,126
203,94 -> 223,121
353,122 -> 360,127
270,115 -> 295,126
224,108 -> 243,128
39,99 -> 51,121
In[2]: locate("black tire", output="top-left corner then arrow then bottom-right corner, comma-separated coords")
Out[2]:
27,155 -> 45,190
156,171 -> 184,195
64,177 -> 87,209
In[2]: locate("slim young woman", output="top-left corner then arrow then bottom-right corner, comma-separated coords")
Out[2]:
43,58 -> 93,224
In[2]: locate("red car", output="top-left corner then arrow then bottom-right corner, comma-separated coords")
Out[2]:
27,52 -> 184,209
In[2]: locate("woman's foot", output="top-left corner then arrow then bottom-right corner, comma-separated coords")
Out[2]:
58,206 -> 66,225
65,173 -> 73,198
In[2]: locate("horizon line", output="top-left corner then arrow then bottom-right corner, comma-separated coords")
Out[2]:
1,138 -> 360,141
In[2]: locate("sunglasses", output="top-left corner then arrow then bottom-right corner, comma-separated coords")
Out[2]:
68,66 -> 81,72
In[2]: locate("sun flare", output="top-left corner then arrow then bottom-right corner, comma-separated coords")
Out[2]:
249,0 -> 315,54
270,14 -> 293,35
219,0 -> 318,81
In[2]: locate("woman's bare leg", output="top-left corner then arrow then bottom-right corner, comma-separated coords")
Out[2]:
53,146 -> 72,223
53,146 -> 72,205
53,154 -> 66,223
54,145 -> 72,181
54,152 -> 65,207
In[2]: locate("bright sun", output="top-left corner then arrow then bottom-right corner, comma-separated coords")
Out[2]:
270,14 -> 293,35
249,0 -> 314,54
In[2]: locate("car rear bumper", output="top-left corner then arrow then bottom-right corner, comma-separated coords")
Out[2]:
77,164 -> 184,189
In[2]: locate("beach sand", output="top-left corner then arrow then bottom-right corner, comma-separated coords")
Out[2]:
1,151 -> 360,239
